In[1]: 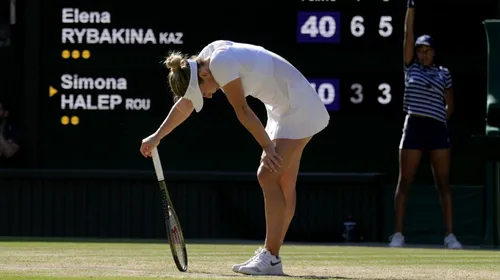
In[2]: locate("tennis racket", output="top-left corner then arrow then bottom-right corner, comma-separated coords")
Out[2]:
151,147 -> 188,272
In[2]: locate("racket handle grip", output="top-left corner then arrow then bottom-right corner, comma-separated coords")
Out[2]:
151,147 -> 165,181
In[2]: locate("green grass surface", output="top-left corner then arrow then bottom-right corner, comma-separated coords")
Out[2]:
0,240 -> 499,279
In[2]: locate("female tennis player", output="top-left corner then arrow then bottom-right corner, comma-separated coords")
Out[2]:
389,0 -> 462,249
139,40 -> 330,275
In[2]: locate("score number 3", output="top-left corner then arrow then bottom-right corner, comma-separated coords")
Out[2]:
351,83 -> 392,105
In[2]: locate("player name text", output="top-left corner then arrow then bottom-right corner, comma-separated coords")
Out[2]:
62,8 -> 111,24
61,8 -> 184,44
61,28 -> 183,45
61,74 -> 127,90
61,94 -> 150,111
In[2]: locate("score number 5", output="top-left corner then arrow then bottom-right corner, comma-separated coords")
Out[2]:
350,16 -> 393,37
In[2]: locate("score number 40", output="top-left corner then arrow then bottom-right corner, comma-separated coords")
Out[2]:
300,15 -> 393,38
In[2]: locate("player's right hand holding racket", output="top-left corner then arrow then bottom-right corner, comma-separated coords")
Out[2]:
140,133 -> 161,158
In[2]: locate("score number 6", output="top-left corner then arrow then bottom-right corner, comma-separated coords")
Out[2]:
350,16 -> 393,37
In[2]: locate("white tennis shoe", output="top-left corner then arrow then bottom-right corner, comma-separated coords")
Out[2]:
389,232 -> 405,247
444,234 -> 463,249
389,232 -> 463,249
238,248 -> 283,275
231,247 -> 263,273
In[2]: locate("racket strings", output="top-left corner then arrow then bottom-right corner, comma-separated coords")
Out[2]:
169,208 -> 187,265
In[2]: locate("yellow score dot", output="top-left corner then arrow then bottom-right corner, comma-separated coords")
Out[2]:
61,116 -> 69,125
71,50 -> 80,59
61,50 -> 70,59
82,50 -> 91,59
71,116 -> 79,125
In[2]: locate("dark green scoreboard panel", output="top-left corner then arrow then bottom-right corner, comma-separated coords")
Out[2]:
37,0 -> 496,173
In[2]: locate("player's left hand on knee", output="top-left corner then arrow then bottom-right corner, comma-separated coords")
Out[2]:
261,145 -> 283,173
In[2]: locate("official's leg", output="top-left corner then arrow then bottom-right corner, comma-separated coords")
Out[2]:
430,149 -> 461,249
429,149 -> 453,233
428,120 -> 461,249
395,149 -> 422,233
390,116 -> 423,247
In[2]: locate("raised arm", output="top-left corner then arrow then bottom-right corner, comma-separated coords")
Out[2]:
404,0 -> 416,65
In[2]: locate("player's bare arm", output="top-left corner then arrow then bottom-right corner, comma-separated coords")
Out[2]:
140,98 -> 193,157
155,98 -> 194,139
222,78 -> 282,172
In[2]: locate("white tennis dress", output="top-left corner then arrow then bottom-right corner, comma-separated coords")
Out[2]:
198,40 -> 330,140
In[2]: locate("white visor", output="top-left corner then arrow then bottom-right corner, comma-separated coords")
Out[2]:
183,59 -> 204,112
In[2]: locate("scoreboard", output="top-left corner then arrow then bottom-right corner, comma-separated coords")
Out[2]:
295,1 -> 404,114
36,0 -> 494,171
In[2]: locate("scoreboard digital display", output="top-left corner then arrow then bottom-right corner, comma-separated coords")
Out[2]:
36,0 -> 494,171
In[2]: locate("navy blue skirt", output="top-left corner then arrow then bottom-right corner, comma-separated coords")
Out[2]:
399,115 -> 451,150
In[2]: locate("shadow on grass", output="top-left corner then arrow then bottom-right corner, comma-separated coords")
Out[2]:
0,236 -> 496,251
283,274 -> 351,279
189,270 -> 353,279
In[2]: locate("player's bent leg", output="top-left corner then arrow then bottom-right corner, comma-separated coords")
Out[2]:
279,137 -> 311,245
237,137 -> 310,276
257,163 -> 286,252
279,158 -> 299,245
236,165 -> 285,275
